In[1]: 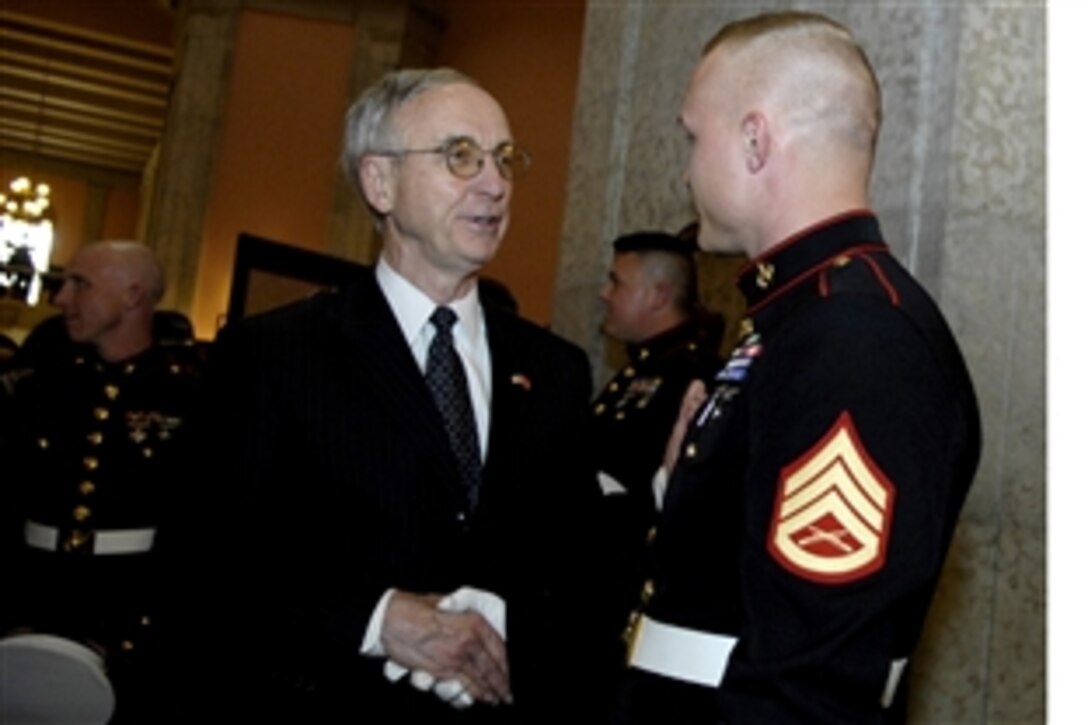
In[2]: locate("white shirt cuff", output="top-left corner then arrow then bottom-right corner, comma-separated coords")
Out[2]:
360,588 -> 397,656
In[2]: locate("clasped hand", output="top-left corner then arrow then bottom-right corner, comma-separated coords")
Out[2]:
381,590 -> 511,706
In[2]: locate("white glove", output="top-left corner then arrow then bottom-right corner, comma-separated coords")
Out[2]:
597,470 -> 628,495
652,465 -> 669,511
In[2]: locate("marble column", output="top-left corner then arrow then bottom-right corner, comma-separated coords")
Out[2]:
324,1 -> 445,264
142,0 -> 241,314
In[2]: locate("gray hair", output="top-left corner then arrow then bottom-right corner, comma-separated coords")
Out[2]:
340,67 -> 481,205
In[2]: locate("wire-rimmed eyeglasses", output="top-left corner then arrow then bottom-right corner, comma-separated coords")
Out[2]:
369,136 -> 531,181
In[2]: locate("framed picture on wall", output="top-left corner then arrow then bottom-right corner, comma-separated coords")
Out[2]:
226,232 -> 367,324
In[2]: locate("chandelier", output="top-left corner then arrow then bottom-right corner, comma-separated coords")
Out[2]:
0,176 -> 55,305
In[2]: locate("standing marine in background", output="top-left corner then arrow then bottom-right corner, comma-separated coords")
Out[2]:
1,241 -> 202,723
590,229 -> 723,692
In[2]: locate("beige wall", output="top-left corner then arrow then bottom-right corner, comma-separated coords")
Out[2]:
435,0 -> 585,325
191,9 -> 355,337
176,1 -> 586,337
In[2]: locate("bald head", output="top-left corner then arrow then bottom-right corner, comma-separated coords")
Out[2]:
54,241 -> 164,361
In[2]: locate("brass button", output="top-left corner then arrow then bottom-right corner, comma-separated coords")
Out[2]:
142,447 -> 154,458
93,407 -> 109,421
87,431 -> 103,445
594,403 -> 606,415
83,456 -> 99,471
37,437 -> 49,449
756,261 -> 775,289
75,356 -> 86,366
640,579 -> 655,605
121,640 -> 135,651
170,364 -> 180,374
73,505 -> 92,522
608,381 -> 620,392
615,411 -> 626,421
104,384 -> 120,400
638,348 -> 650,361
738,317 -> 755,339
833,255 -> 852,267
623,366 -> 635,378
124,363 -> 136,375
646,526 -> 657,544
63,530 -> 90,551
140,616 -> 152,627
78,481 -> 96,496
684,442 -> 698,458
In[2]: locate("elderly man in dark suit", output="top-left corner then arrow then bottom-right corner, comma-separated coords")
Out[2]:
170,68 -> 603,722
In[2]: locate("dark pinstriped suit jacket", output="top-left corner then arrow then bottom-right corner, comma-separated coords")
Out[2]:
174,269 -> 605,723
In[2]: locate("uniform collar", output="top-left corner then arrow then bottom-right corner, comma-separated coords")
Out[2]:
737,210 -> 887,314
626,318 -> 702,364
73,342 -> 158,374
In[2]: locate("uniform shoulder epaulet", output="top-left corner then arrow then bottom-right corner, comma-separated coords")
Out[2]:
819,251 -> 901,307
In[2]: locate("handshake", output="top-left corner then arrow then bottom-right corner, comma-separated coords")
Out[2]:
381,587 -> 509,709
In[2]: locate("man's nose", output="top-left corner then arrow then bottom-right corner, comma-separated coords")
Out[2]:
472,154 -> 509,197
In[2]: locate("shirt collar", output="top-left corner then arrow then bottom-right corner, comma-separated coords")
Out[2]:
376,256 -> 484,347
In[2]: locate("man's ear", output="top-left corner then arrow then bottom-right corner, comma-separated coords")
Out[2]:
122,282 -> 146,310
741,112 -> 770,173
360,156 -> 395,214
649,281 -> 673,312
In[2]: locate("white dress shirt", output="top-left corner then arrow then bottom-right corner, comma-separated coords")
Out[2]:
375,256 -> 491,459
361,257 -> 494,657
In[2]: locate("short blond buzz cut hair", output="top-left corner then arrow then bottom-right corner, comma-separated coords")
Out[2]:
703,11 -> 882,157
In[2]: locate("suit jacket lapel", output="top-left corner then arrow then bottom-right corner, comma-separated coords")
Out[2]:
334,270 -> 463,498
481,305 -> 533,489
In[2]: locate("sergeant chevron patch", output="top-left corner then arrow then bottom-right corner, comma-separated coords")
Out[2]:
768,412 -> 895,584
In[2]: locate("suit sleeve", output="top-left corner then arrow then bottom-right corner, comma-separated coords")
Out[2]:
160,318 -> 386,718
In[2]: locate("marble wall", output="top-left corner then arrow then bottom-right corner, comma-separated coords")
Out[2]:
553,1 -> 1046,722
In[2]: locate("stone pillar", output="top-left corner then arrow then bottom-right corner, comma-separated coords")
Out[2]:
551,0 -> 646,387
325,1 -> 445,264
142,0 -> 241,314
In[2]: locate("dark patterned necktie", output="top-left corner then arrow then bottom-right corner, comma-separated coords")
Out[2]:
425,306 -> 482,510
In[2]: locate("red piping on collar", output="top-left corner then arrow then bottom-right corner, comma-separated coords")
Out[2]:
747,243 -> 887,316
738,209 -> 876,279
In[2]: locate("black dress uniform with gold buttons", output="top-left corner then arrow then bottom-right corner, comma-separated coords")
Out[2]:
614,212 -> 981,724
2,342 -> 202,711
591,320 -> 722,628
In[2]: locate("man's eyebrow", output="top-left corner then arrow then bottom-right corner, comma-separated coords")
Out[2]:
439,134 -> 476,146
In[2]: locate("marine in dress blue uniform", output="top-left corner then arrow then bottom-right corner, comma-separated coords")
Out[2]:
590,232 -> 724,653
4,343 -> 201,649
1,241 -> 201,723
615,13 -> 982,724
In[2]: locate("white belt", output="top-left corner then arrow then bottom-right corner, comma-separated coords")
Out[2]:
627,613 -> 909,708
25,521 -> 156,555
627,614 -> 736,687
